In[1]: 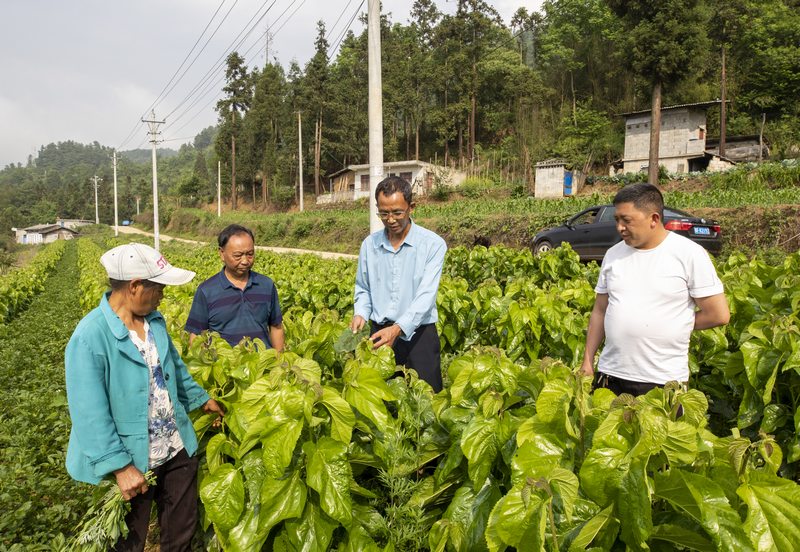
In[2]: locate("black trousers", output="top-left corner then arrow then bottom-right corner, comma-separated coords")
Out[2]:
592,372 -> 688,408
592,372 -> 662,396
113,448 -> 199,552
371,321 -> 443,392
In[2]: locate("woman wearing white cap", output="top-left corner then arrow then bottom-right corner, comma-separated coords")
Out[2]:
64,243 -> 224,551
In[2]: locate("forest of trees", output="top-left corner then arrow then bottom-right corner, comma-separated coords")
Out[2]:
1,0 -> 798,242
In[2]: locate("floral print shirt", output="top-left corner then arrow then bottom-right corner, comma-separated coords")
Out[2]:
129,320 -> 184,469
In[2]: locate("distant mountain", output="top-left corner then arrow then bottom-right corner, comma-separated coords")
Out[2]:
121,148 -> 179,164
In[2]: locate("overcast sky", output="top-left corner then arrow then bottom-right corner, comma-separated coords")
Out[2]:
0,0 -> 539,167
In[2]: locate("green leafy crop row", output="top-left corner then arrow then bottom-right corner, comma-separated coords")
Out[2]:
0,240 -> 65,326
47,238 -> 800,550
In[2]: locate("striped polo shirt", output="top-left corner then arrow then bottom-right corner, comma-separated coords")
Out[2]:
185,269 -> 282,347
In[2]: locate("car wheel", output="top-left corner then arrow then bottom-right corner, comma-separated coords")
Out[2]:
534,240 -> 553,255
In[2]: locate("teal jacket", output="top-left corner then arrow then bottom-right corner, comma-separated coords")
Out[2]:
65,292 -> 210,484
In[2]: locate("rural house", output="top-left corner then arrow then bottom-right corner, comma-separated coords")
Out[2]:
317,160 -> 466,204
620,101 -> 735,174
13,223 -> 79,245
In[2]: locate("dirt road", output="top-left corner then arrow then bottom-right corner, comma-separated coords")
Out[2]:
116,226 -> 358,260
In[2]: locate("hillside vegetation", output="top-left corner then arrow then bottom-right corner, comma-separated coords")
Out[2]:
134,162 -> 800,258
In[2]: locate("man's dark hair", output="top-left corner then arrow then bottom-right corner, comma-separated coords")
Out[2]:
375,176 -> 412,205
613,183 -> 664,219
218,224 -> 255,248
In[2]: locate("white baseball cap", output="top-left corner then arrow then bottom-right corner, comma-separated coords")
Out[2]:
100,243 -> 195,286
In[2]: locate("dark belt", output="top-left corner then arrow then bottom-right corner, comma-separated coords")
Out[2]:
371,320 -> 435,333
594,372 -> 688,391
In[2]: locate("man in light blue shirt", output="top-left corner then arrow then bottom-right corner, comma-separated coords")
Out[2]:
350,176 -> 447,391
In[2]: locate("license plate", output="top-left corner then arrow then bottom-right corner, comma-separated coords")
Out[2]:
693,226 -> 711,235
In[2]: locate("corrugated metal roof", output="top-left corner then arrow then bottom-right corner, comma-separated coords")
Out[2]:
23,224 -> 78,234
535,158 -> 567,167
621,100 -> 724,117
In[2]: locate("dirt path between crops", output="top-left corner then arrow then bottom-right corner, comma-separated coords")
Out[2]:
116,226 -> 358,260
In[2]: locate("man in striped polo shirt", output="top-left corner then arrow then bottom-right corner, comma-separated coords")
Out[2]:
185,224 -> 284,350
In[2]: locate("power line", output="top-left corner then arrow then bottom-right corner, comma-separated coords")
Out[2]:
271,0 -> 305,35
117,121 -> 146,152
151,0 -> 233,114
160,136 -> 198,144
164,0 -> 306,139
156,0 -> 239,115
327,0 -> 355,43
328,0 -> 365,60
117,0 -> 234,150
163,0 -> 279,121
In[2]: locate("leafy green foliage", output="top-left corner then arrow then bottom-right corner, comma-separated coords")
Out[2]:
0,242 -> 94,548
0,240 -> 65,325
9,236 -> 800,550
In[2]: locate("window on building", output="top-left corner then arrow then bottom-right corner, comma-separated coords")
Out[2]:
399,172 -> 412,183
360,174 -> 369,191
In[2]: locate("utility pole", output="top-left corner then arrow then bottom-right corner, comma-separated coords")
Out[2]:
112,150 -> 119,236
92,175 -> 102,225
367,0 -> 384,233
142,110 -> 165,250
136,196 -> 141,215
217,160 -> 222,217
297,111 -> 304,212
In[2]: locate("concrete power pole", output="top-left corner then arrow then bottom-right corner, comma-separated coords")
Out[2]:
217,160 -> 222,217
112,150 -> 119,236
297,111 -> 304,212
142,110 -> 165,250
92,175 -> 102,225
367,0 -> 384,233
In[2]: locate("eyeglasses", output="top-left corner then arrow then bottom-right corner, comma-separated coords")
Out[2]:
377,209 -> 409,220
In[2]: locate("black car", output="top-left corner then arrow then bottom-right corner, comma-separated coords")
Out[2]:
533,205 -> 722,261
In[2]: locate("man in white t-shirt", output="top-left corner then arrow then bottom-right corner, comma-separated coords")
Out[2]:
580,183 -> 730,396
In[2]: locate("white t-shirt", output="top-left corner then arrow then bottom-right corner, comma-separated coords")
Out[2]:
595,231 -> 724,384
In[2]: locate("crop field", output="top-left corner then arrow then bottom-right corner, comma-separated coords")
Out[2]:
2,236 -> 800,551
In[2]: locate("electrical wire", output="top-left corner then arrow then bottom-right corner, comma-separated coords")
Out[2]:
326,0 -> 354,44
328,0 -> 365,60
164,0 -> 307,140
117,0 -> 233,150
150,0 -> 234,115
163,0 -> 279,121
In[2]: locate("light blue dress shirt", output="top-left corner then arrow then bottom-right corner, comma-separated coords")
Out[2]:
354,221 -> 447,340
